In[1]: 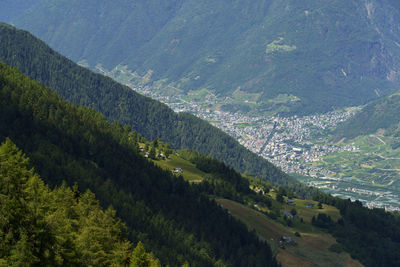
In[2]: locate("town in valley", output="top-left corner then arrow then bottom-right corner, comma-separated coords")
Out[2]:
99,69 -> 400,212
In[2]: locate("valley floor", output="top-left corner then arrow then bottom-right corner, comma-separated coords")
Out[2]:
102,70 -> 400,211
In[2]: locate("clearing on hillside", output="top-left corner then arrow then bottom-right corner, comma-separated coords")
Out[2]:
216,199 -> 363,267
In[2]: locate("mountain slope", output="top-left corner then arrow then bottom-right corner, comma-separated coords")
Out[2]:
0,0 -> 41,22
9,0 -> 400,114
0,61 -> 278,266
2,60 -> 399,267
0,23 -> 292,185
333,91 -> 400,141
0,138 -> 159,266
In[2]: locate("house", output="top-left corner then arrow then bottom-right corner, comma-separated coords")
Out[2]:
144,152 -> 149,158
282,211 -> 293,218
306,202 -> 314,208
286,199 -> 295,205
138,147 -> 144,152
173,168 -> 183,173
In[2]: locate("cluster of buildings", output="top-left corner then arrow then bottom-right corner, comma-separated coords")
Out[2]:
192,108 -> 359,177
123,82 -> 400,211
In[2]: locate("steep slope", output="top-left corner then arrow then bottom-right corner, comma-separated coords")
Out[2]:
235,174 -> 400,267
0,0 -> 41,22
9,0 -> 400,114
216,199 -> 362,267
0,138 -> 159,266
0,61 -> 278,266
334,91 -> 400,141
0,23 -> 292,185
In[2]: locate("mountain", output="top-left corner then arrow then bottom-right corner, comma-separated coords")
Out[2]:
1,61 -> 400,267
0,23 -> 293,185
334,91 -> 400,141
0,138 -> 159,266
8,0 -> 400,114
0,0 -> 41,22
0,61 -> 278,266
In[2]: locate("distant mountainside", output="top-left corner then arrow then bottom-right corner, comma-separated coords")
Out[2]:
334,91 -> 400,141
0,0 -> 41,22
0,23 -> 293,185
0,61 -> 278,266
8,0 -> 400,114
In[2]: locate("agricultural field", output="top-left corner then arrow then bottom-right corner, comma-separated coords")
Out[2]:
216,198 -> 362,267
137,141 -> 207,182
153,153 -> 206,183
306,134 -> 400,210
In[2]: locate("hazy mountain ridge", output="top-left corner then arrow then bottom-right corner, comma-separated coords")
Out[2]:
0,0 -> 41,22
9,0 -> 400,114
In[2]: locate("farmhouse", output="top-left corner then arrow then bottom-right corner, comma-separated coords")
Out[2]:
173,168 -> 183,173
306,202 -> 314,208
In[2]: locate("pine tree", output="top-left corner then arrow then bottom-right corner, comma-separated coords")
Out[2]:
130,242 -> 150,267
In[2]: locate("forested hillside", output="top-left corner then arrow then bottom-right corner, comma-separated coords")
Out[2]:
8,0 -> 400,114
0,62 -> 278,266
0,23 -> 293,185
334,92 -> 400,141
0,138 -> 160,266
313,193 -> 400,267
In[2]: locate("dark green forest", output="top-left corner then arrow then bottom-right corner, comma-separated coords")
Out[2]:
312,193 -> 400,267
0,62 -> 279,266
0,22 -> 293,186
0,138 -> 160,266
